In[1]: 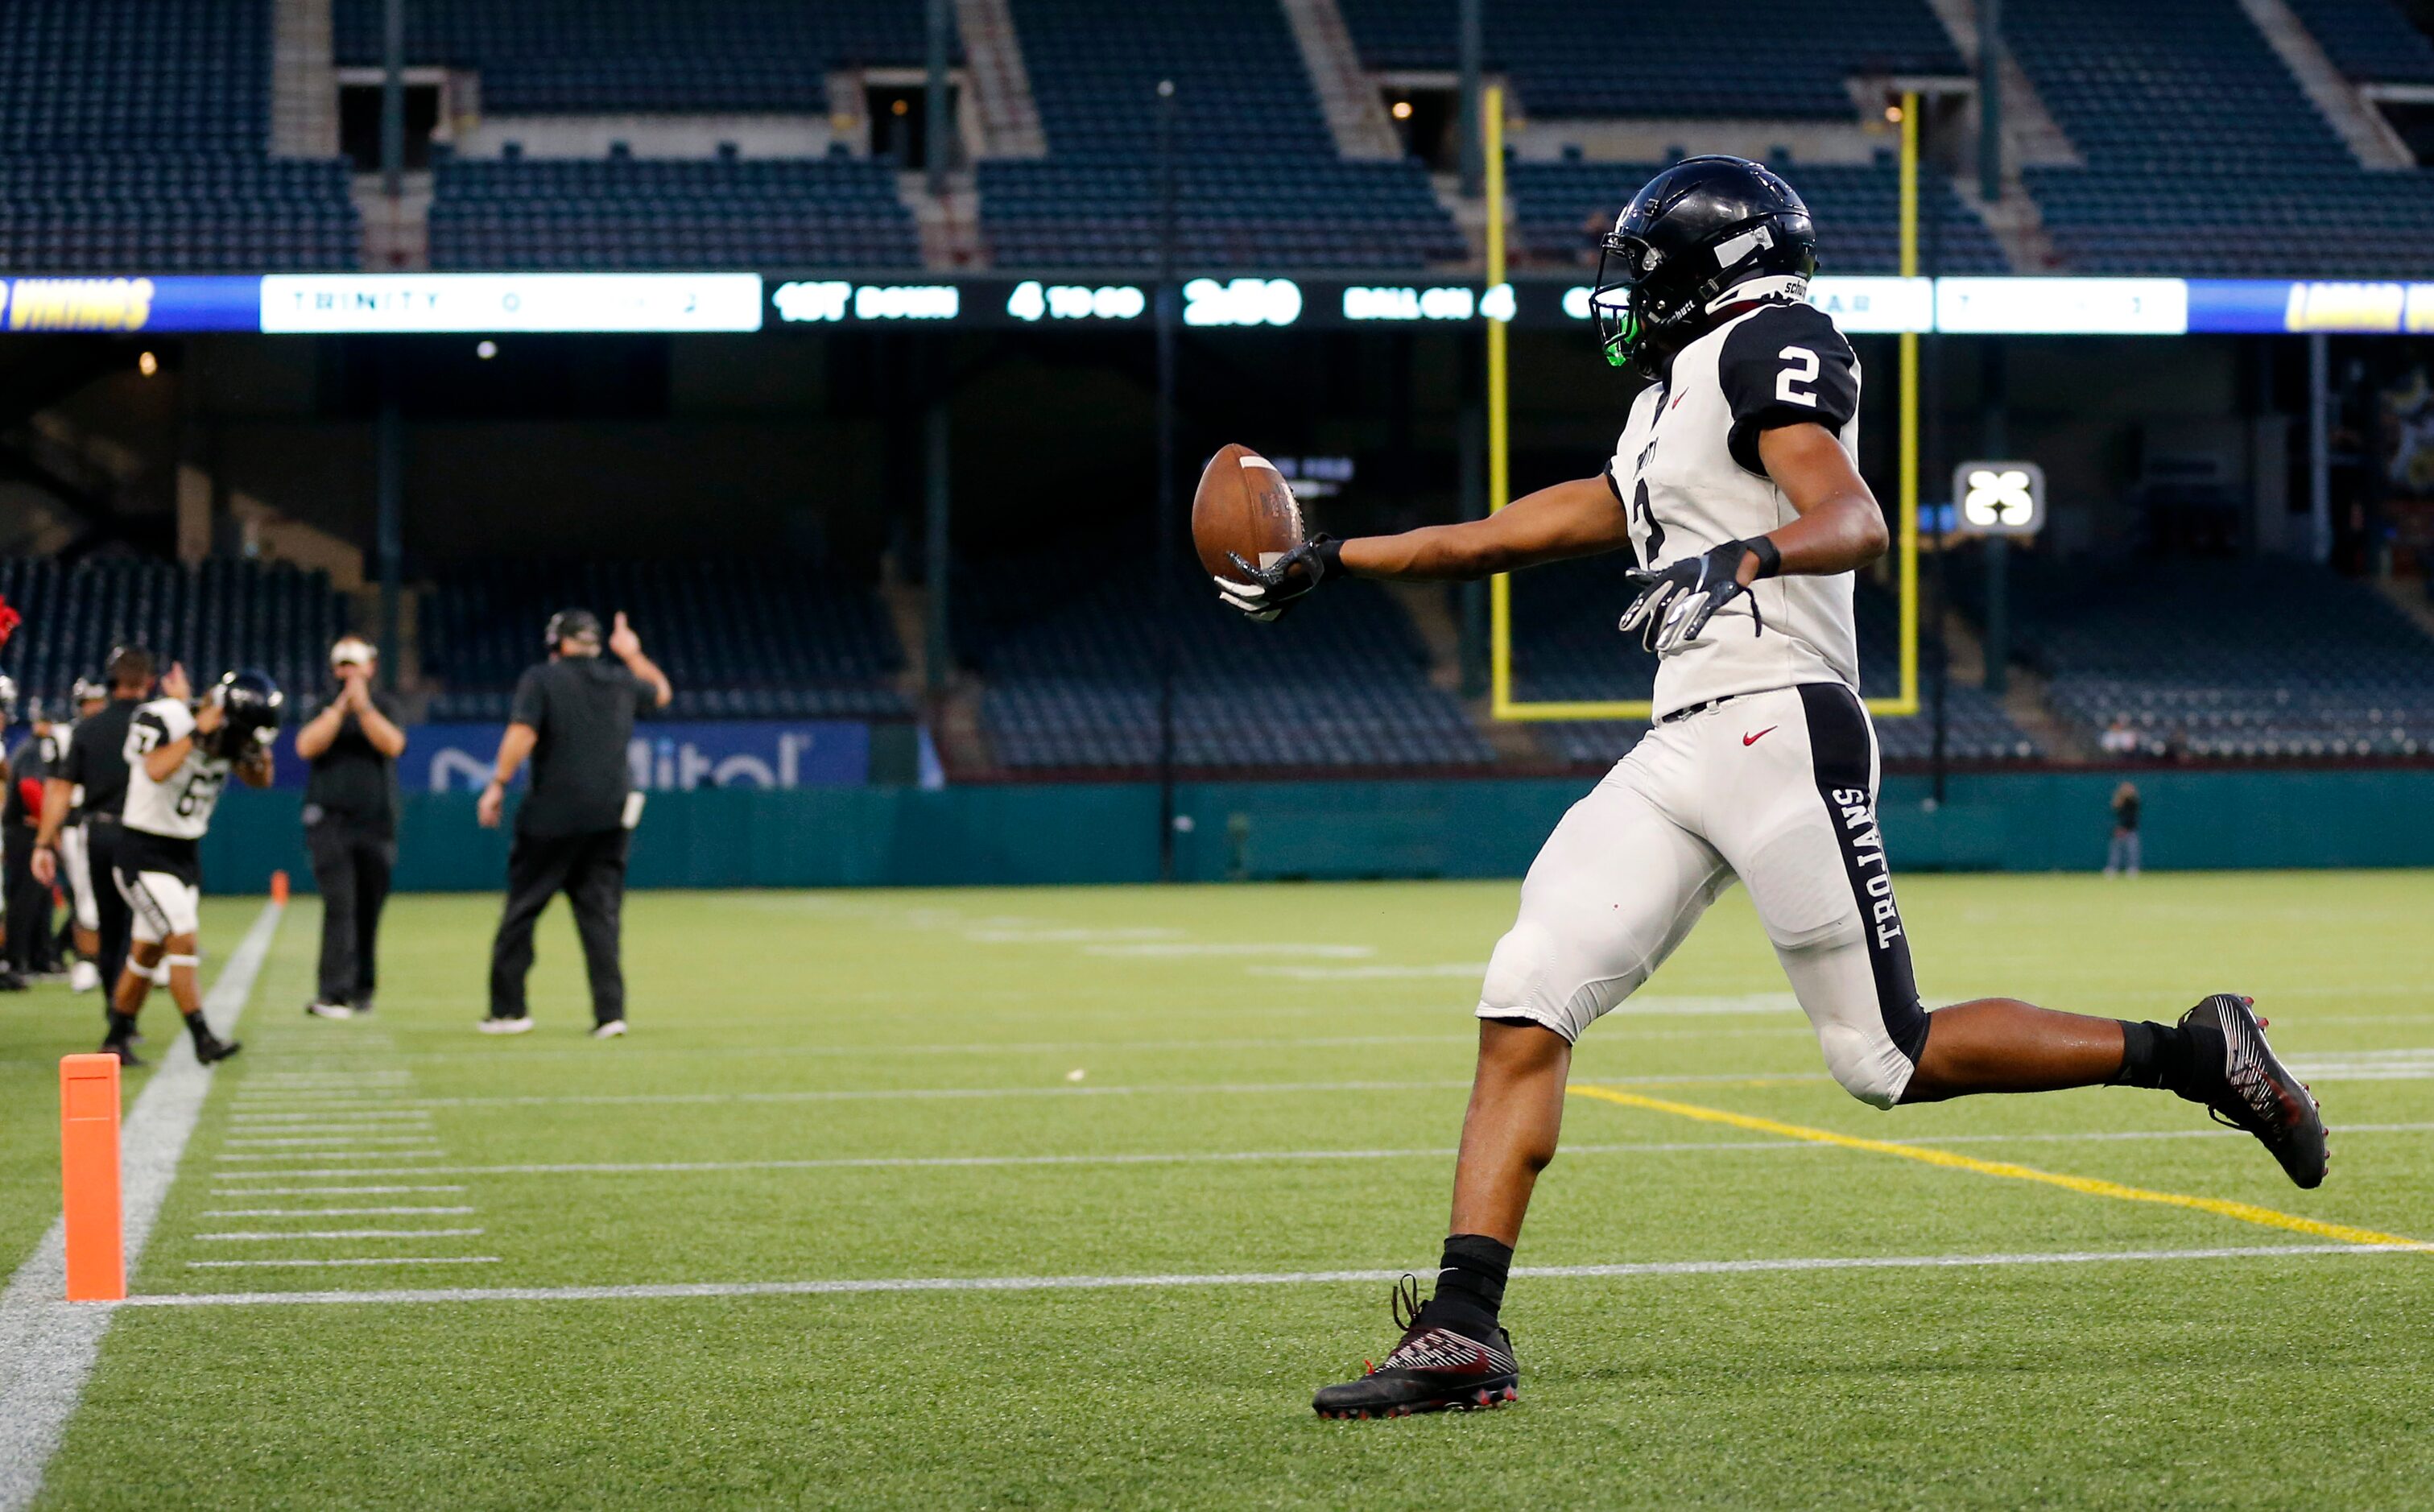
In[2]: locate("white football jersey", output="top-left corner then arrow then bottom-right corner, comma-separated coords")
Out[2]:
122,697 -> 232,841
1609,279 -> 1864,720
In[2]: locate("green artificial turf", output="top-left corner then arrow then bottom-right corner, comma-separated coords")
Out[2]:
11,874 -> 2434,1508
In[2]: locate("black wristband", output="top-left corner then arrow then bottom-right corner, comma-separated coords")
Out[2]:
1742,535 -> 1782,579
1309,535 -> 1344,582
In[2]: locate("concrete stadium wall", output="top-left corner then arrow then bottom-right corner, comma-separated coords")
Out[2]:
200,767 -> 2434,895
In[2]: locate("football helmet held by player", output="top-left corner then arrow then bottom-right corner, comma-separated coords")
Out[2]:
206,668 -> 285,760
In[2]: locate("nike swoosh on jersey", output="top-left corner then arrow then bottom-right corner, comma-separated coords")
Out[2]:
1742,727 -> 1778,746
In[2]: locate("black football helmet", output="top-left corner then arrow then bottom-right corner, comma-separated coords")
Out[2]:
1591,155 -> 1819,377
206,669 -> 285,760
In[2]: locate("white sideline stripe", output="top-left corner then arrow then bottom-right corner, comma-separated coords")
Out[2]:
1083,942 -> 1374,958
196,1229 -> 486,1242
204,1208 -> 477,1217
184,1257 -> 502,1270
195,1122 -> 2434,1183
207,1185 -> 468,1196
117,1242 -> 2420,1310
0,901 -> 282,1512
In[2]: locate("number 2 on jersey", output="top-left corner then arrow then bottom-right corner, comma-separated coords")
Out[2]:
1776,345 -> 1820,407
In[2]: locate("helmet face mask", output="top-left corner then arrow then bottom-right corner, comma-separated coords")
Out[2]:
1591,155 -> 1820,378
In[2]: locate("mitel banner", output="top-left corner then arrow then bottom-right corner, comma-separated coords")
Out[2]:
268,719 -> 872,791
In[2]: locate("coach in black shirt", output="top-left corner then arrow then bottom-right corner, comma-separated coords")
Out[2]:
477,609 -> 671,1038
295,636 -> 407,1020
35,644 -> 155,1012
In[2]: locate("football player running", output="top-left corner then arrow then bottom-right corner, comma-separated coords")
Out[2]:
1216,158 -> 2328,1419
98,665 -> 283,1065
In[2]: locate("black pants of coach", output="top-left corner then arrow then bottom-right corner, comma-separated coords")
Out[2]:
488,827 -> 630,1025
307,816 -> 395,1007
85,818 -> 134,1010
5,829 -> 59,974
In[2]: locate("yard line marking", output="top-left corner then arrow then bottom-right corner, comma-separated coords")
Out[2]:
191,1123 -> 2434,1183
196,1229 -> 486,1242
397,1072 -> 1816,1110
221,1134 -> 443,1147
204,1208 -> 477,1217
184,1257 -> 502,1270
215,1150 -> 444,1162
0,900 -> 282,1512
115,1241 -> 2424,1308
1568,1085 -> 2428,1250
207,1185 -> 469,1196
1085,942 -> 1375,958
228,1111 -> 432,1123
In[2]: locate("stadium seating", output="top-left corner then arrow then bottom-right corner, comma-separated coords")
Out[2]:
333,0 -> 938,115
2287,0 -> 2434,86
0,0 -> 359,273
418,560 -> 909,721
1950,549 -> 2434,758
960,554 -> 1492,769
980,0 -> 1466,268
428,156 -> 919,271
0,556 -> 349,708
1511,556 -> 2039,766
2010,0 -> 2434,276
1510,159 -> 2010,273
1336,0 -> 1965,119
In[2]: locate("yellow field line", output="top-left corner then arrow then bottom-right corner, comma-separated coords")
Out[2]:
1568,1084 -> 2428,1250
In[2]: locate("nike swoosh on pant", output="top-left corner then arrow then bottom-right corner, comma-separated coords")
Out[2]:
1743,727 -> 1778,746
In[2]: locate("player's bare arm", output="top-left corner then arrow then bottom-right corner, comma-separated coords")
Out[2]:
610,612 -> 675,708
30,776 -> 71,885
143,697 -> 221,783
478,721 -> 541,828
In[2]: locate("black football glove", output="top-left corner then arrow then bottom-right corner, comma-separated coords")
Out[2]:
1214,535 -> 1342,622
1618,538 -> 1776,654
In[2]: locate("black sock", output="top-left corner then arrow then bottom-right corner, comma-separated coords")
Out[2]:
1418,1233 -> 1512,1337
2110,1019 -> 2225,1101
104,1010 -> 137,1044
185,1012 -> 214,1044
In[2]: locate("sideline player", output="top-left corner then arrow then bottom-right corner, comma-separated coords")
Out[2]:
51,676 -> 110,991
1215,158 -> 2329,1419
97,665 -> 282,1065
35,650 -> 155,1012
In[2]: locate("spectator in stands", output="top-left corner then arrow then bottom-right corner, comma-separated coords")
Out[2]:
2106,782 -> 2143,878
295,637 -> 407,1021
2100,716 -> 2139,756
476,609 -> 671,1039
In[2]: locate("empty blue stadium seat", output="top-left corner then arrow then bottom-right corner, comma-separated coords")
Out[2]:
2287,0 -> 2434,86
419,560 -> 911,721
0,557 -> 350,708
1949,549 -> 2434,758
981,0 -> 1466,269
428,157 -> 920,271
332,0 -> 941,115
1510,159 -> 2008,274
1337,0 -> 1965,119
0,0 -> 360,273
2010,0 -> 2434,275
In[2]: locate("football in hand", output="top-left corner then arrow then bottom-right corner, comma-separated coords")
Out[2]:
1192,444 -> 1306,584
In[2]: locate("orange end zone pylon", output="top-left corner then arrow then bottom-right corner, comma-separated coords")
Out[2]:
60,1052 -> 125,1301
270,869 -> 291,904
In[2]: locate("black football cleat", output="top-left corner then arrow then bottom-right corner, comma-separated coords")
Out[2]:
190,1026 -> 243,1065
98,1035 -> 144,1068
2184,994 -> 2325,1189
1312,1276 -> 1519,1419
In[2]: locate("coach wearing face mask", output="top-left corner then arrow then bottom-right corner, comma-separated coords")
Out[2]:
294,636 -> 407,1020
